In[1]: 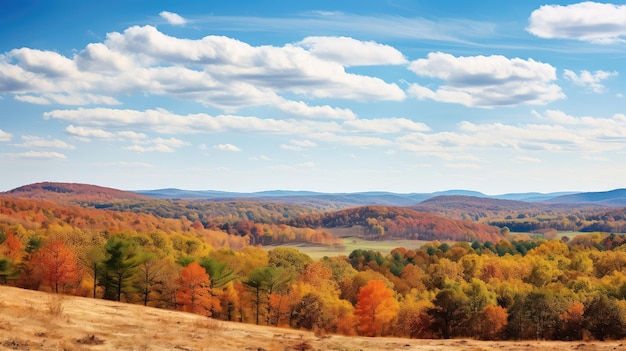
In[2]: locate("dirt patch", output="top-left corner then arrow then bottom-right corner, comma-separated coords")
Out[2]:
76,334 -> 105,345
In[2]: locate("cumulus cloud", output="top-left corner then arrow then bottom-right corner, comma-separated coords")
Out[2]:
213,143 -> 242,152
0,129 -> 12,142
407,52 -> 564,107
15,135 -> 75,149
527,2 -> 626,43
159,11 -> 187,25
296,36 -> 407,66
563,69 -> 618,93
1,25 -> 404,114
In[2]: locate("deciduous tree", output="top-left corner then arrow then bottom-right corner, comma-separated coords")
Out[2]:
355,280 -> 399,336
176,261 -> 219,316
478,305 -> 507,340
31,240 -> 79,293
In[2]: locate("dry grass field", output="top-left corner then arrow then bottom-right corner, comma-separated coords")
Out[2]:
0,285 -> 623,351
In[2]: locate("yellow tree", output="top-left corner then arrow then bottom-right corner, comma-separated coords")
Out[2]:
394,294 -> 434,338
355,280 -> 399,336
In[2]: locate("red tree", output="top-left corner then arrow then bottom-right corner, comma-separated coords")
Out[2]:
176,262 -> 220,316
32,240 -> 80,293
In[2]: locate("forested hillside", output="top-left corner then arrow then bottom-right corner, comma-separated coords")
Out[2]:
2,183 -> 626,341
413,195 -> 626,234
289,205 -> 503,242
5,182 -> 151,202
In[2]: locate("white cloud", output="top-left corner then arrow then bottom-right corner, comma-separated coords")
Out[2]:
407,52 -> 564,108
9,47 -> 78,78
45,107 -> 344,135
103,25 -> 406,103
125,136 -> 188,153
213,143 -> 241,152
0,129 -> 12,142
563,69 -> 618,93
159,11 -> 187,25
527,2 -> 626,43
298,161 -> 315,168
1,25 -> 404,114
296,36 -> 407,66
45,107 -> 430,151
6,151 -> 67,160
399,110 -> 626,160
281,139 -> 317,151
124,144 -> 173,153
14,95 -> 51,104
15,135 -> 75,149
277,100 -> 356,120
343,118 -> 430,133
65,125 -> 147,141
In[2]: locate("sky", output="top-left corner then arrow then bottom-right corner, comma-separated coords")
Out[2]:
1,0 -> 626,195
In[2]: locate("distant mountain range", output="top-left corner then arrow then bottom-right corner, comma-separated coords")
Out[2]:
135,187 -> 588,205
3,182 -> 626,208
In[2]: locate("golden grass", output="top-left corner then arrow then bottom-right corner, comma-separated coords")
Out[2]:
0,285 -> 624,351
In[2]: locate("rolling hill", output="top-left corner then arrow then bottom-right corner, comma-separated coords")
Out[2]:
289,205 -> 503,242
545,188 -> 626,206
5,182 -> 626,208
3,182 -> 150,203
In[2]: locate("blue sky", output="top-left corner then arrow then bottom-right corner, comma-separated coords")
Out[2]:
1,1 -> 626,194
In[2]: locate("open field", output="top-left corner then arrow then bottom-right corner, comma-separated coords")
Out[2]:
263,237 -> 428,259
264,230 -> 601,260
0,285 -> 623,351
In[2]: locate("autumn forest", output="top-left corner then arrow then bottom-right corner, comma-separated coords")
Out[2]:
2,182 -> 626,341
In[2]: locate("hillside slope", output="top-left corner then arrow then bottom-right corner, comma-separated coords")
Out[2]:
291,205 -> 503,242
0,286 -> 620,351
3,182 -> 150,203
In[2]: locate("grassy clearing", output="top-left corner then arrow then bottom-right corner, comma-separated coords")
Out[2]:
267,229 -> 601,260
264,237 -> 428,259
